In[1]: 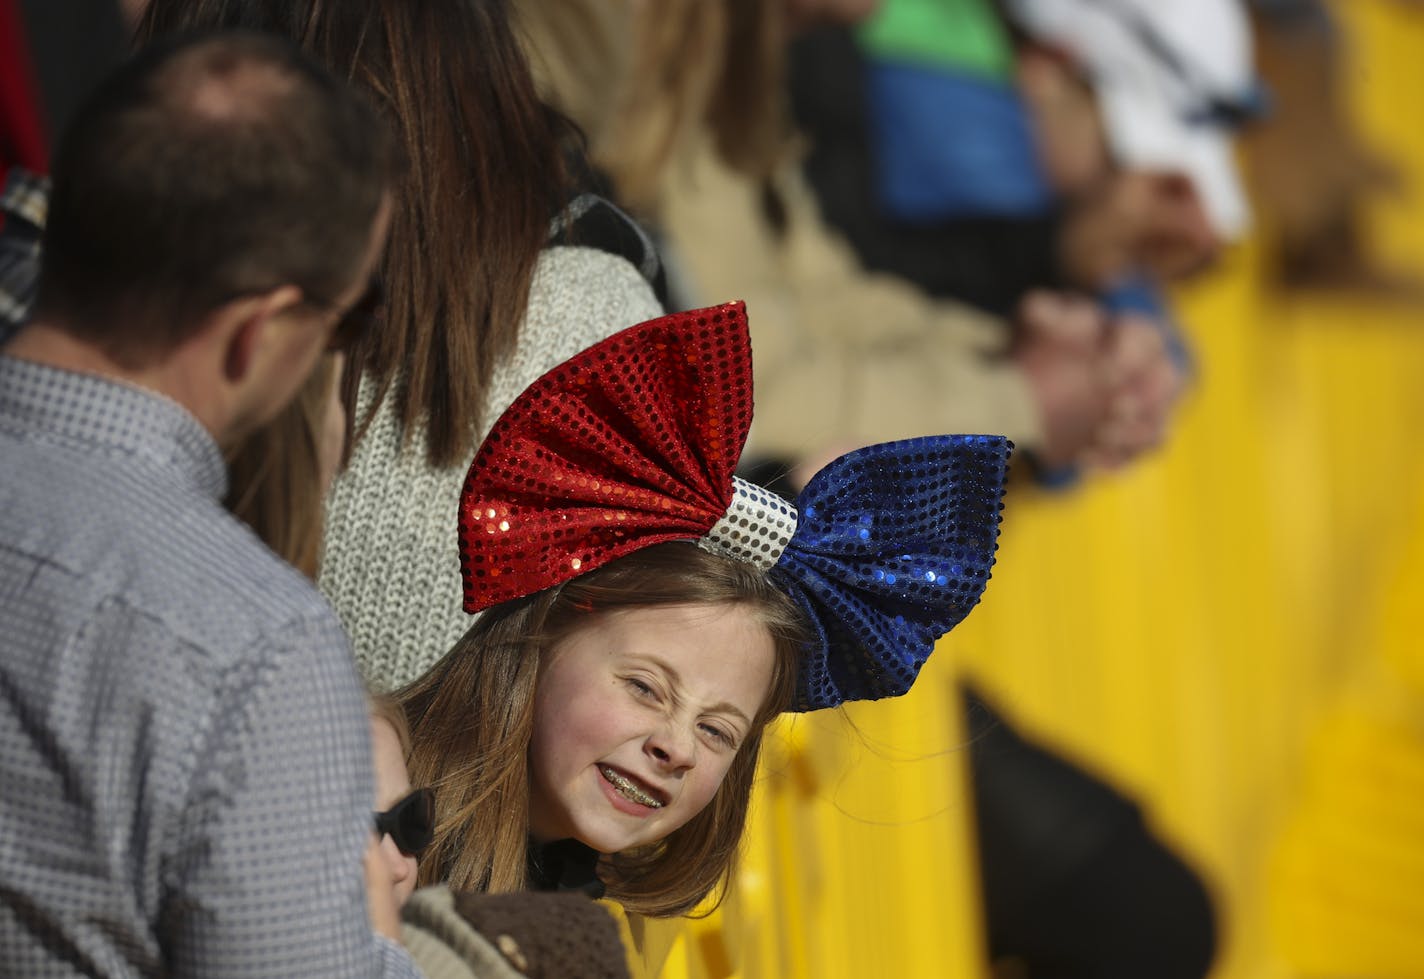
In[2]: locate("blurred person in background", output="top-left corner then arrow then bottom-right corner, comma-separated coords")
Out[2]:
793,0 -> 1263,307
790,0 -> 1267,480
0,0 -> 128,178
1002,0 -> 1261,286
516,0 -> 1183,489
793,2 -> 1257,974
0,0 -> 49,182
790,0 -> 1268,484
791,0 -> 1074,317
1243,0 -> 1422,294
0,165 -> 44,343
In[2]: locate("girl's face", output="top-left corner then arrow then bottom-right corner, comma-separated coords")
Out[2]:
527,602 -> 776,855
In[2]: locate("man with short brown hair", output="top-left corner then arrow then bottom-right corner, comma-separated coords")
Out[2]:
0,30 -> 418,978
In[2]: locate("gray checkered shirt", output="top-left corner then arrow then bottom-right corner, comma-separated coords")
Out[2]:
0,356 -> 421,977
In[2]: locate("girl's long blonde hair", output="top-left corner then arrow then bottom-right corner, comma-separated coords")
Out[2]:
399,542 -> 807,917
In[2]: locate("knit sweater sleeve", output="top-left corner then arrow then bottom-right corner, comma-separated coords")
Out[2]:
318,246 -> 663,692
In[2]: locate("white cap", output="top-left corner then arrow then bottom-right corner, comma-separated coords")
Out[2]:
1005,0 -> 1258,239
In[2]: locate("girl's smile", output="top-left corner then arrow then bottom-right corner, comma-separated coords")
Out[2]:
598,765 -> 667,810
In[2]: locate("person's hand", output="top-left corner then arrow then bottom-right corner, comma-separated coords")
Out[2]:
364,835 -> 402,942
1014,293 -> 1186,474
1062,170 -> 1220,288
1083,313 -> 1185,470
1013,291 -> 1116,471
1057,170 -> 1161,291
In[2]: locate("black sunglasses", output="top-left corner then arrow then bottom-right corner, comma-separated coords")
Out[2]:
373,787 -> 434,858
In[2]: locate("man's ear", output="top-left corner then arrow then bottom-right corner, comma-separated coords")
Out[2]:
220,285 -> 305,384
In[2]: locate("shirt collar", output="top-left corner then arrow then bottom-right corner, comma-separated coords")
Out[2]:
0,355 -> 228,500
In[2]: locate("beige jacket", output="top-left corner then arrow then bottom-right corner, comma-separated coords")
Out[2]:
659,137 -> 1043,463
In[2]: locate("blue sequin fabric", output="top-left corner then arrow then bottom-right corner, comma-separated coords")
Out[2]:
772,434 -> 1012,712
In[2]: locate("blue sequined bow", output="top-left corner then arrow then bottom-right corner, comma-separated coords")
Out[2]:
770,434 -> 1012,712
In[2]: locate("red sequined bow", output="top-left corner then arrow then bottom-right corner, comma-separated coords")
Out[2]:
458,302 -> 753,611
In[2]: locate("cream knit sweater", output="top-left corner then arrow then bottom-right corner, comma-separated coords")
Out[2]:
318,246 -> 662,691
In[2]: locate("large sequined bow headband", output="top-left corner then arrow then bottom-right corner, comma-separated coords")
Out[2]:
458,302 -> 1012,711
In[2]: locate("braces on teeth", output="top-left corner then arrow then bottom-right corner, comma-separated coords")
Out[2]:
600,766 -> 663,808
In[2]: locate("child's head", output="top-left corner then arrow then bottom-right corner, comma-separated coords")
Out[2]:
401,541 -> 807,916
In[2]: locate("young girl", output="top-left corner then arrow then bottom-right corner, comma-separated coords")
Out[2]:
401,301 -> 1013,916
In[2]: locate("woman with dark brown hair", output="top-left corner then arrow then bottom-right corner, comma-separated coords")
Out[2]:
136,0 -> 666,693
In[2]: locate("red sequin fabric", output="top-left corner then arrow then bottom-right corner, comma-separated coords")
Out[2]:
458,302 -> 753,612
